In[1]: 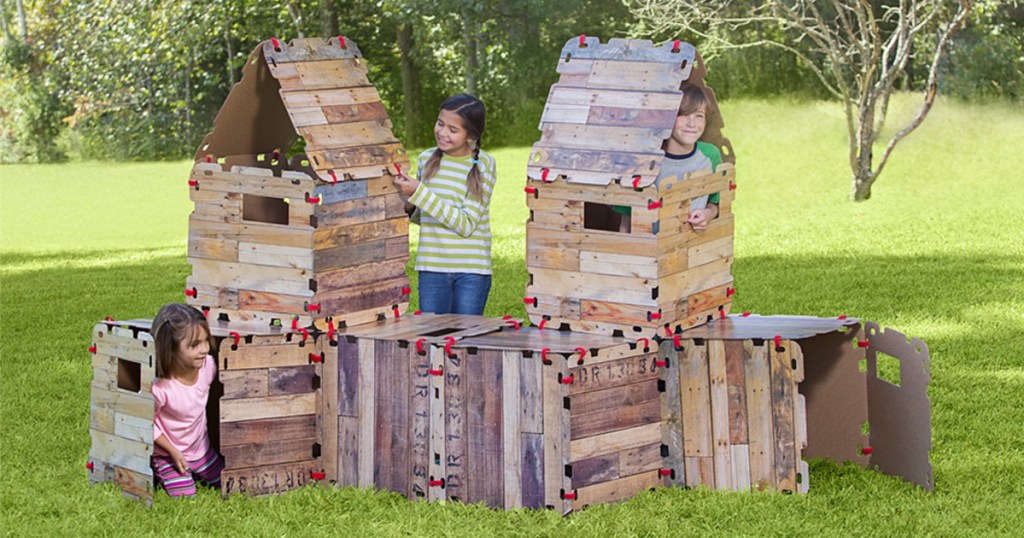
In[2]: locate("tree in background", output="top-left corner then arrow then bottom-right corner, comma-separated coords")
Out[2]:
0,0 -> 71,162
634,0 -> 972,201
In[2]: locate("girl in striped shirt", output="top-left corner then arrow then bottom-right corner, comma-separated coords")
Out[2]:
394,94 -> 497,315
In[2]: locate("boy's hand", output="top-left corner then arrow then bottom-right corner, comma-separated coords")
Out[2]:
687,208 -> 716,231
393,172 -> 420,198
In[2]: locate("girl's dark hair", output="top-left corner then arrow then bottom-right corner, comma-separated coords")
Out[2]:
152,303 -> 213,378
422,93 -> 487,200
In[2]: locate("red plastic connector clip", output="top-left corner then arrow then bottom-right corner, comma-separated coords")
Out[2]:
337,36 -> 347,49
413,310 -> 422,316
296,327 -> 309,344
415,338 -> 426,355
579,34 -> 586,47
291,316 -> 300,331
306,194 -> 321,204
538,318 -> 547,330
562,490 -> 577,500
861,447 -> 873,455
574,347 -> 587,365
858,340 -> 870,348
506,319 -> 521,331
184,287 -> 197,298
86,462 -> 94,471
541,348 -> 552,365
560,374 -> 575,385
524,186 -> 537,195
673,334 -> 682,350
648,200 -> 663,210
309,353 -> 324,363
637,337 -> 650,353
188,179 -> 198,188
428,368 -> 443,377
524,297 -> 537,308
726,287 -> 736,297
773,335 -> 783,351
729,182 -> 737,191
394,162 -> 402,175
305,303 -> 321,312
632,176 -> 641,190
838,315 -> 848,320
671,39 -> 681,53
541,168 -> 551,182
229,331 -> 241,349
327,170 -> 339,184
88,345 -> 97,354
270,37 -> 281,51
649,311 -> 662,320
742,311 -> 751,317
659,468 -> 673,476
401,286 -> 411,295
444,336 -> 456,358
429,478 -> 445,487
311,471 -> 326,480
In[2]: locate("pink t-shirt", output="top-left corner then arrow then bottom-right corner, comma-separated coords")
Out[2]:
152,355 -> 216,461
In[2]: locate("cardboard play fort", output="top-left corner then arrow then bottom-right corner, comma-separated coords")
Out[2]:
88,318 -> 326,504
659,314 -> 933,493
329,324 -> 662,511
90,34 -> 934,510
524,36 -> 737,338
186,37 -> 411,330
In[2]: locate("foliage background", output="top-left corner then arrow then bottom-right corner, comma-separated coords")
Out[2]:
1,0 -> 1022,164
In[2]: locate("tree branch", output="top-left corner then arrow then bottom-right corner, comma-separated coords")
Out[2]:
874,0 -> 971,178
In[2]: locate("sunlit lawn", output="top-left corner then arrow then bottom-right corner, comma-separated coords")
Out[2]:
2,96 -> 1023,535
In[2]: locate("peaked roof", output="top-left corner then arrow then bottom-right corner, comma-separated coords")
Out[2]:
194,37 -> 409,183
528,36 -> 734,188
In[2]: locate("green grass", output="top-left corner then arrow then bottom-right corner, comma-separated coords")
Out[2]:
2,95 -> 1024,535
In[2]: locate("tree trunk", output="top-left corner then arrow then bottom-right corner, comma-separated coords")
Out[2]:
288,2 -> 305,38
851,168 -> 875,201
16,0 -> 27,40
225,23 -> 236,88
462,9 -> 478,95
319,0 -> 339,39
185,50 -> 192,148
397,23 -> 424,146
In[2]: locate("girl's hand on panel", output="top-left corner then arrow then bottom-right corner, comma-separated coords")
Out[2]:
393,172 -> 419,197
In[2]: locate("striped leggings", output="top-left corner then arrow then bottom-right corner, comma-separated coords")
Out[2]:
152,446 -> 224,498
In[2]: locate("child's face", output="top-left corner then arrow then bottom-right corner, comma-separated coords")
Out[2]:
671,105 -> 707,149
175,324 -> 210,373
434,109 -> 475,157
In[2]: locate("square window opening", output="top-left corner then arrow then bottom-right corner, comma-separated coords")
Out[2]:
243,194 -> 289,225
117,359 -> 141,393
583,202 -> 631,233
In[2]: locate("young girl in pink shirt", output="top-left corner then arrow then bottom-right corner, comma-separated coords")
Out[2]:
150,303 -> 223,497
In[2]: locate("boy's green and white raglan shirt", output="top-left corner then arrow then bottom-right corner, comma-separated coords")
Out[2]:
409,148 -> 497,275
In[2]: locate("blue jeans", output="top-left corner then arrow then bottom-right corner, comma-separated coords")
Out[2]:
418,271 -> 491,315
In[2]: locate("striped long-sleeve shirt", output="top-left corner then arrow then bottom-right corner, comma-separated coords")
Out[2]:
409,148 -> 497,274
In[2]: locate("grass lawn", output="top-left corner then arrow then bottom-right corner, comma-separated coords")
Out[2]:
2,96 -> 1023,535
